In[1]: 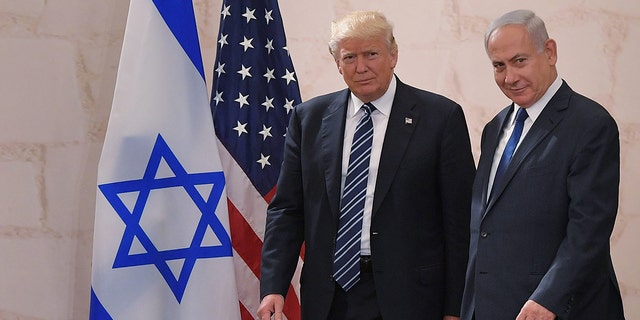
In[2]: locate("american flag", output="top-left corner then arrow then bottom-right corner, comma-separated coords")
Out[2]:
210,0 -> 302,319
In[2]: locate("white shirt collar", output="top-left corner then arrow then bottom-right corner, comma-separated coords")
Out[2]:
512,75 -> 562,123
349,76 -> 396,118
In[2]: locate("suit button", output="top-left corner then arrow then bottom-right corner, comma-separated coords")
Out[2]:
480,231 -> 488,238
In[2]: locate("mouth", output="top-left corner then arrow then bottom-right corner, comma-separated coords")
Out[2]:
356,78 -> 374,84
508,87 -> 527,94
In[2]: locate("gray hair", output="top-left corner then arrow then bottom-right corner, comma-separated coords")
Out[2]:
328,11 -> 398,58
484,9 -> 549,53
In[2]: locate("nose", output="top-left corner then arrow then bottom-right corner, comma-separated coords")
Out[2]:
504,67 -> 518,84
355,57 -> 368,73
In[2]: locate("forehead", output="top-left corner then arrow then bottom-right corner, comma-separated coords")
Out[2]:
487,25 -> 536,58
338,36 -> 388,53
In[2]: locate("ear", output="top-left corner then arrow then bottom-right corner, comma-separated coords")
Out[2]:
544,38 -> 558,66
390,49 -> 398,68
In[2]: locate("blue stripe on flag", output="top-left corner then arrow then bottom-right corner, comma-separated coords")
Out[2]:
89,288 -> 113,320
152,0 -> 205,79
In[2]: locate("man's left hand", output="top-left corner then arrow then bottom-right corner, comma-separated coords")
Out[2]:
516,300 -> 556,320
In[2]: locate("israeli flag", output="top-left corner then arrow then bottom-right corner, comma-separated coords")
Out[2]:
89,0 -> 240,318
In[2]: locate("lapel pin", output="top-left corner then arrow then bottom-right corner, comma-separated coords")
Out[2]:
405,117 -> 413,125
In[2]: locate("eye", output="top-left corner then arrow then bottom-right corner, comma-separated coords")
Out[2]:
342,54 -> 355,64
515,57 -> 526,64
493,62 -> 505,71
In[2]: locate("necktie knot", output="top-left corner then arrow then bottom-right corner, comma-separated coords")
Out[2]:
515,107 -> 528,123
362,103 -> 375,116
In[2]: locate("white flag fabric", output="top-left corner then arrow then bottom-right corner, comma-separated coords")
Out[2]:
90,0 -> 240,319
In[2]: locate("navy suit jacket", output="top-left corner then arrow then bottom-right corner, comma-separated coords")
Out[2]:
461,81 -> 625,320
260,78 -> 476,319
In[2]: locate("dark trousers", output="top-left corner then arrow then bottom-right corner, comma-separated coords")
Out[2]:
327,260 -> 381,320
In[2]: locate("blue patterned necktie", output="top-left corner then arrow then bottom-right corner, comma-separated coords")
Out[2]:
333,102 -> 375,291
493,107 -> 529,189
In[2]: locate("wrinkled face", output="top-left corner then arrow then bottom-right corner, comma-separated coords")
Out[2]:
487,24 -> 557,108
335,35 -> 397,103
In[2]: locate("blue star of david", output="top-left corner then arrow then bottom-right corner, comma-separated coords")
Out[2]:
98,134 -> 231,302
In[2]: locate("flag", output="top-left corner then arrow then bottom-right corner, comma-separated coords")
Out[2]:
89,0 -> 240,318
210,0 -> 303,319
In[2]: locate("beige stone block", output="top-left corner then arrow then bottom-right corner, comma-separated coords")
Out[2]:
0,0 -> 45,17
620,142 -> 640,217
0,160 -> 42,227
280,0 -> 331,41
611,215 -> 640,319
448,39 -> 506,106
0,38 -> 84,143
612,22 -> 640,120
44,143 -> 101,235
445,38 -> 509,159
584,0 -> 640,14
458,1 -> 585,25
625,301 -> 640,320
0,237 -> 79,320
37,0 -> 118,40
78,44 -> 122,144
378,2 -> 447,46
552,18 -> 613,100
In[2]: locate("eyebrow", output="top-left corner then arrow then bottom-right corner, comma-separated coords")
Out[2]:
508,53 -> 528,62
492,53 -> 527,65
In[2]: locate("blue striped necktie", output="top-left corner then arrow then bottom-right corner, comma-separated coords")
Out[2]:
493,107 -> 529,189
333,102 -> 375,291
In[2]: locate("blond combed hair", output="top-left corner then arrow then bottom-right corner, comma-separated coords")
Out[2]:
328,11 -> 398,58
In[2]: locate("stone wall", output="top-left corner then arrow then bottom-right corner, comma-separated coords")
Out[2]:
0,0 -> 638,318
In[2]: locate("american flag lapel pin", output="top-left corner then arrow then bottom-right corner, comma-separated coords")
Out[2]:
405,117 -> 413,125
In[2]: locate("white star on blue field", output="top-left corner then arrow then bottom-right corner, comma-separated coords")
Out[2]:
98,134 -> 231,302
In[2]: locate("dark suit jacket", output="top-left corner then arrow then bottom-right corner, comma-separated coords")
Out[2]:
260,77 -> 476,319
461,81 -> 625,320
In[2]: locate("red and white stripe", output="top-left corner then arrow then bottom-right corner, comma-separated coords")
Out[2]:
218,140 -> 303,320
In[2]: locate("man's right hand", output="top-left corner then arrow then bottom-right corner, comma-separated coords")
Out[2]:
257,294 -> 285,320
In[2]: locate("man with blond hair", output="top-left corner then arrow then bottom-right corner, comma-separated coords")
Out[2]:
259,10 -> 475,320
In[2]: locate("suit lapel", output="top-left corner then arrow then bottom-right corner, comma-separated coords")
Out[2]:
321,90 -> 350,218
484,82 -> 572,216
476,106 -> 512,214
372,81 -> 419,216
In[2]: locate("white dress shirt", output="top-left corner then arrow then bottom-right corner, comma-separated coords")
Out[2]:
341,76 -> 396,255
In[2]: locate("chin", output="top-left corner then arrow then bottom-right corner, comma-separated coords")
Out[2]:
507,95 -> 533,107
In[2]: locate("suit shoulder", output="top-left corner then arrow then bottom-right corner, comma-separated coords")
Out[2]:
567,90 -> 617,126
294,90 -> 346,115
397,83 -> 464,120
407,85 -> 461,107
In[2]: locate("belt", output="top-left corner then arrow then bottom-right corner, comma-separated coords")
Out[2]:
359,255 -> 373,273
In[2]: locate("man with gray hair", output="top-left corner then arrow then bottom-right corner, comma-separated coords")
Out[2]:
461,9 -> 625,320
258,10 -> 475,320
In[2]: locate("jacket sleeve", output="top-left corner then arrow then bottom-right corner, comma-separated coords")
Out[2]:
530,110 -> 620,317
439,104 -> 476,315
259,106 -> 306,299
